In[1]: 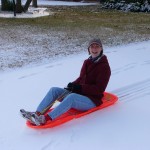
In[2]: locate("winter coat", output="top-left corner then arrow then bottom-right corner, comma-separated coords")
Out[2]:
73,55 -> 111,106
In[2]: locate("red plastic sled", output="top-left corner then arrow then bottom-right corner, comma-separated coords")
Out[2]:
27,92 -> 118,129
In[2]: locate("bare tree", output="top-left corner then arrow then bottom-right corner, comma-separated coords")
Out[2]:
1,0 -> 38,13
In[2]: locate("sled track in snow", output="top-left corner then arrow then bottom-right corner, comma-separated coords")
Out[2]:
111,78 -> 150,102
111,63 -> 137,75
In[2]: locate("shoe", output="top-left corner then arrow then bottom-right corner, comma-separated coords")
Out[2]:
31,113 -> 46,126
20,109 -> 36,124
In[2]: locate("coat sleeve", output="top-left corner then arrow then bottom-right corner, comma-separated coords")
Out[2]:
81,64 -> 111,95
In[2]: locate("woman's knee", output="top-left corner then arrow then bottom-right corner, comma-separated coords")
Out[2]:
50,87 -> 60,92
50,87 -> 65,93
64,93 -> 78,104
66,93 -> 78,99
49,87 -> 66,98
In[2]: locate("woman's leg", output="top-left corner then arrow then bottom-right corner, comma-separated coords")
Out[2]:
36,87 -> 66,113
48,93 -> 96,120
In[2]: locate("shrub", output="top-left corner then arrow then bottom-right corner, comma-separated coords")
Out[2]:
1,0 -> 13,11
102,0 -> 150,12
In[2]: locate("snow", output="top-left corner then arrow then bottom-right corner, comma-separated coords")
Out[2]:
1,1 -> 150,149
33,0 -> 98,6
0,40 -> 150,150
0,7 -> 50,18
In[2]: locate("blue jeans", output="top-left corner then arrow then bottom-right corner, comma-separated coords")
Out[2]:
36,87 -> 96,120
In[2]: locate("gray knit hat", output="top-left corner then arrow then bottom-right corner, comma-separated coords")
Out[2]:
88,38 -> 102,48
88,38 -> 103,54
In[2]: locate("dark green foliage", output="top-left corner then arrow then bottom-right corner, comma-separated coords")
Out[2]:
102,0 -> 150,12
103,0 -> 149,4
1,0 -> 13,11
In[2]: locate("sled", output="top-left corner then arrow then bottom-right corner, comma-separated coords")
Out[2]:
26,92 -> 118,129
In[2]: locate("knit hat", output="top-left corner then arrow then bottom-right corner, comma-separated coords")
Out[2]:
88,38 -> 103,54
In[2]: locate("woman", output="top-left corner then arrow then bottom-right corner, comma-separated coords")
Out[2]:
20,38 -> 111,126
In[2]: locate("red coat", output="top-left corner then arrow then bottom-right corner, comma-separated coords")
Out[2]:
73,55 -> 111,106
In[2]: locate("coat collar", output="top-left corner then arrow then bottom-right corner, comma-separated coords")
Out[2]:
88,54 -> 104,63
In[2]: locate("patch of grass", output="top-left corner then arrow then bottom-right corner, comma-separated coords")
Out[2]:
0,5 -> 150,45
0,5 -> 150,71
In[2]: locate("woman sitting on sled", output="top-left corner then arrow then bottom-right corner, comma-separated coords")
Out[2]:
20,38 -> 111,126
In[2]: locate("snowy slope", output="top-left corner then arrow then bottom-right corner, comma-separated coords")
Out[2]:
0,41 -> 150,150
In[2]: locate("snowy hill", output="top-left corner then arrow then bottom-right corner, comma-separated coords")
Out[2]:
0,41 -> 150,150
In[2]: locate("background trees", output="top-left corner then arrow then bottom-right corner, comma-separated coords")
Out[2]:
1,0 -> 37,13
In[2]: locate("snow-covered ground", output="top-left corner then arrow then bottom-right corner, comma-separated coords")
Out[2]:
0,40 -> 150,150
31,0 -> 98,6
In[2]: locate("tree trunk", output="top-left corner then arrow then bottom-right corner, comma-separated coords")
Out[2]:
12,0 -> 16,16
23,0 -> 32,12
32,0 -> 37,8
16,0 -> 23,13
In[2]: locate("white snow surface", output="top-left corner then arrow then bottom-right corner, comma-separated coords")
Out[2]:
33,0 -> 98,6
0,40 -> 150,150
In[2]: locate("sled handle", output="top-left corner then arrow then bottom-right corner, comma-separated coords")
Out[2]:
40,90 -> 71,115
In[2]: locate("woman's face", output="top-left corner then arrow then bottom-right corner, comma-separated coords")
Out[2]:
89,43 -> 102,58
